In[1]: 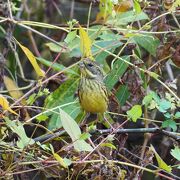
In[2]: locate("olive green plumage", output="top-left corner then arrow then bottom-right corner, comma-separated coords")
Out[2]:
78,59 -> 108,113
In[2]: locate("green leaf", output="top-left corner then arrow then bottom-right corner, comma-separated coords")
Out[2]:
148,100 -> 157,110
142,93 -> 153,106
46,37 -> 80,58
175,112 -> 180,119
36,114 -> 49,122
92,40 -> 123,55
107,134 -> 115,141
45,76 -> 79,109
165,92 -> 175,103
36,57 -> 77,75
105,56 -> 130,90
134,43 -> 142,58
151,91 -> 161,104
67,37 -> 81,57
47,102 -> 81,130
95,51 -> 110,68
158,99 -> 171,113
93,39 -> 123,70
48,113 -> 62,130
26,93 -> 36,105
149,72 -> 159,79
63,158 -> 72,167
49,144 -> 55,154
79,133 -> 91,140
127,105 -> 142,122
46,42 -> 65,53
64,30 -> 77,44
98,31 -> 123,41
0,25 -> 6,35
5,117 -> 35,149
133,0 -> 142,13
60,109 -> 93,152
150,145 -> 172,173
132,35 -> 160,56
170,146 -> 180,161
115,85 -> 130,106
36,142 -> 51,151
107,10 -> 149,25
164,112 -> 171,118
162,120 -> 177,132
45,75 -> 81,130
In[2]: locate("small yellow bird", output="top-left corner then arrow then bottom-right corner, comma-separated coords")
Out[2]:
78,59 -> 108,113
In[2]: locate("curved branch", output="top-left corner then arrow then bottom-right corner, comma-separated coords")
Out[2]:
33,127 -> 180,143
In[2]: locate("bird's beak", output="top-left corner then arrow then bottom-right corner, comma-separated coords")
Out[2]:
78,61 -> 85,69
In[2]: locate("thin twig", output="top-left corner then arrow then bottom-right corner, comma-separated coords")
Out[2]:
87,2 -> 92,31
7,0 -> 13,19
17,23 -> 67,49
9,62 -> 79,108
33,127 -> 180,143
70,0 -> 75,19
165,61 -> 174,81
171,12 -> 180,29
27,29 -> 41,57
0,81 -> 35,93
148,55 -> 172,70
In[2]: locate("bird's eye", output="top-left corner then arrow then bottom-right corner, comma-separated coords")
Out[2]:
87,63 -> 93,67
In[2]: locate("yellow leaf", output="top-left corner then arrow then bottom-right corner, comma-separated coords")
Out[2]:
16,40 -> 45,77
53,153 -> 67,168
3,76 -> 30,120
79,25 -> 93,59
100,143 -> 116,149
0,95 -> 18,116
3,76 -> 26,105
150,145 -> 172,173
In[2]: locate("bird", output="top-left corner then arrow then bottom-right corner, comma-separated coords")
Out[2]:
78,58 -> 108,114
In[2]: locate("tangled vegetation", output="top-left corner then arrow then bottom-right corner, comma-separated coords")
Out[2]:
0,0 -> 180,179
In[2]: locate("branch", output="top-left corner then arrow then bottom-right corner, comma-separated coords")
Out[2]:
33,127 -> 180,143
74,0 -> 99,4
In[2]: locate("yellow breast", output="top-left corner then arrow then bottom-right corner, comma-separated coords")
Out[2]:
81,91 -> 107,113
79,79 -> 108,113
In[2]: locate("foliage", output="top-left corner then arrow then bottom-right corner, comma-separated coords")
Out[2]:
143,91 -> 179,131
0,0 -> 179,179
127,105 -> 142,122
170,146 -> 180,163
150,145 -> 172,173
